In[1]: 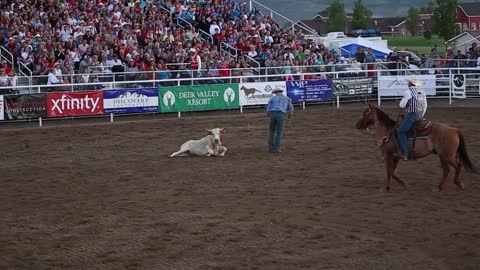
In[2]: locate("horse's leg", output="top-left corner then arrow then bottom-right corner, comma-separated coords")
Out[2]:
448,158 -> 464,190
433,158 -> 450,192
391,159 -> 408,189
380,157 -> 394,192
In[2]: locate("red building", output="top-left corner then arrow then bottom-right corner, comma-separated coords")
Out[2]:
457,2 -> 480,31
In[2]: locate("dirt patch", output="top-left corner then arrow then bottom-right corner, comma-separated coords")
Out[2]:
1,100 -> 480,270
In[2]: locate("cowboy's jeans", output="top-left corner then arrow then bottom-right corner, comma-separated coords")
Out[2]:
396,111 -> 422,156
268,111 -> 285,151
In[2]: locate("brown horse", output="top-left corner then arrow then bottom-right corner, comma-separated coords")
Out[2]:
356,102 -> 477,192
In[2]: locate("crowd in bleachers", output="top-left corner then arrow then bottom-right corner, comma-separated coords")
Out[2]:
0,0 -> 364,88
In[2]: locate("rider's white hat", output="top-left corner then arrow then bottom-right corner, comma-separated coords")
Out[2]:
407,76 -> 423,86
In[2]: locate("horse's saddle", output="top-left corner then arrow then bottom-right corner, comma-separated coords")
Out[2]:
408,118 -> 433,138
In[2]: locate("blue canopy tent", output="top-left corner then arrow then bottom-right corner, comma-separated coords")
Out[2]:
340,37 -> 392,59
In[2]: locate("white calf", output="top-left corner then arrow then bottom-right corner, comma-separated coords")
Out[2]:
170,128 -> 227,157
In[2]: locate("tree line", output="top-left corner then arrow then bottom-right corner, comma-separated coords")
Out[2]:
326,0 -> 458,40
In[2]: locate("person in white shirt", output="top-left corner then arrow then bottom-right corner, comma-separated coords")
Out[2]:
47,67 -> 63,85
395,77 -> 428,160
209,21 -> 221,35
0,68 -> 10,86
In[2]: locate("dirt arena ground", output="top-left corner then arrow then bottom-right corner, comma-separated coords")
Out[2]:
1,100 -> 480,270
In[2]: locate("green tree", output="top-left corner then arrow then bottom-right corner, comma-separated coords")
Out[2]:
432,0 -> 458,40
351,0 -> 372,30
424,29 -> 433,39
406,6 -> 420,36
327,0 -> 346,32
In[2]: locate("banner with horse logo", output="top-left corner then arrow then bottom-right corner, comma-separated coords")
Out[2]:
103,88 -> 158,114
286,79 -> 333,103
158,84 -> 239,113
378,75 -> 436,96
239,82 -> 286,106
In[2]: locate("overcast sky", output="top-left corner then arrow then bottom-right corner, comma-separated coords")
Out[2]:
253,0 -> 431,23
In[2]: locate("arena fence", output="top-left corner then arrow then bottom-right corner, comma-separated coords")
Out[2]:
0,67 -> 478,126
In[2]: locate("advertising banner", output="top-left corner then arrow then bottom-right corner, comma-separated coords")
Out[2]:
0,95 -> 3,120
158,84 -> 239,112
4,94 -> 47,120
333,77 -> 373,95
47,91 -> 104,117
378,75 -> 436,96
103,88 -> 158,114
452,74 -> 466,98
286,79 -> 333,103
239,82 -> 286,106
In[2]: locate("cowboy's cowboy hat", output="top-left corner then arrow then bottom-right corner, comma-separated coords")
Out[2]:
407,76 -> 423,86
272,88 -> 284,93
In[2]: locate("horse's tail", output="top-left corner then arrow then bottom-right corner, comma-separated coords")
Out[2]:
457,130 -> 477,173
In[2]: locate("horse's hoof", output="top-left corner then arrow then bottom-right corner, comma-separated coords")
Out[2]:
456,183 -> 465,191
378,186 -> 390,192
432,186 -> 442,192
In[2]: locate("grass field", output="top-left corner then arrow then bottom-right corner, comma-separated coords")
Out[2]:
385,35 -> 446,55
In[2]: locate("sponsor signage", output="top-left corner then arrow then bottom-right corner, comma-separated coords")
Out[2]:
333,77 -> 373,95
452,74 -> 466,98
239,82 -> 286,106
286,79 -> 333,103
378,75 -> 436,96
47,91 -> 104,117
158,84 -> 239,112
4,94 -> 47,120
103,88 -> 158,114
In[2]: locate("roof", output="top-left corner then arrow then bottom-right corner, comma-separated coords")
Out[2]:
458,3 -> 480,17
446,30 -> 480,43
369,17 -> 406,33
297,19 -> 327,34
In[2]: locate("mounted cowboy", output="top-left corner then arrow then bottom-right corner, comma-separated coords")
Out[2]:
395,76 -> 428,161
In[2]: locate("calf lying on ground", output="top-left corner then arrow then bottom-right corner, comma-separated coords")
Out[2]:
170,128 -> 227,157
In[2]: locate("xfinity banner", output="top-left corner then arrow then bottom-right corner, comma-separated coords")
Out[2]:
47,91 -> 104,117
104,88 -> 158,114
378,75 -> 436,96
286,79 -> 333,103
4,94 -> 47,120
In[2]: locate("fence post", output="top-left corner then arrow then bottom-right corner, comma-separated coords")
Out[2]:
336,95 -> 340,108
240,105 -> 243,114
377,70 -> 381,106
178,111 -> 181,118
449,68 -> 452,105
38,117 -> 42,127
110,113 -> 114,123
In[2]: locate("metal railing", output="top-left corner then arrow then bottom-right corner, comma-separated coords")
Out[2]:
9,61 -> 476,94
2,66 -> 479,103
221,42 -> 238,60
250,0 -> 318,36
198,29 -> 213,44
0,46 -> 14,69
